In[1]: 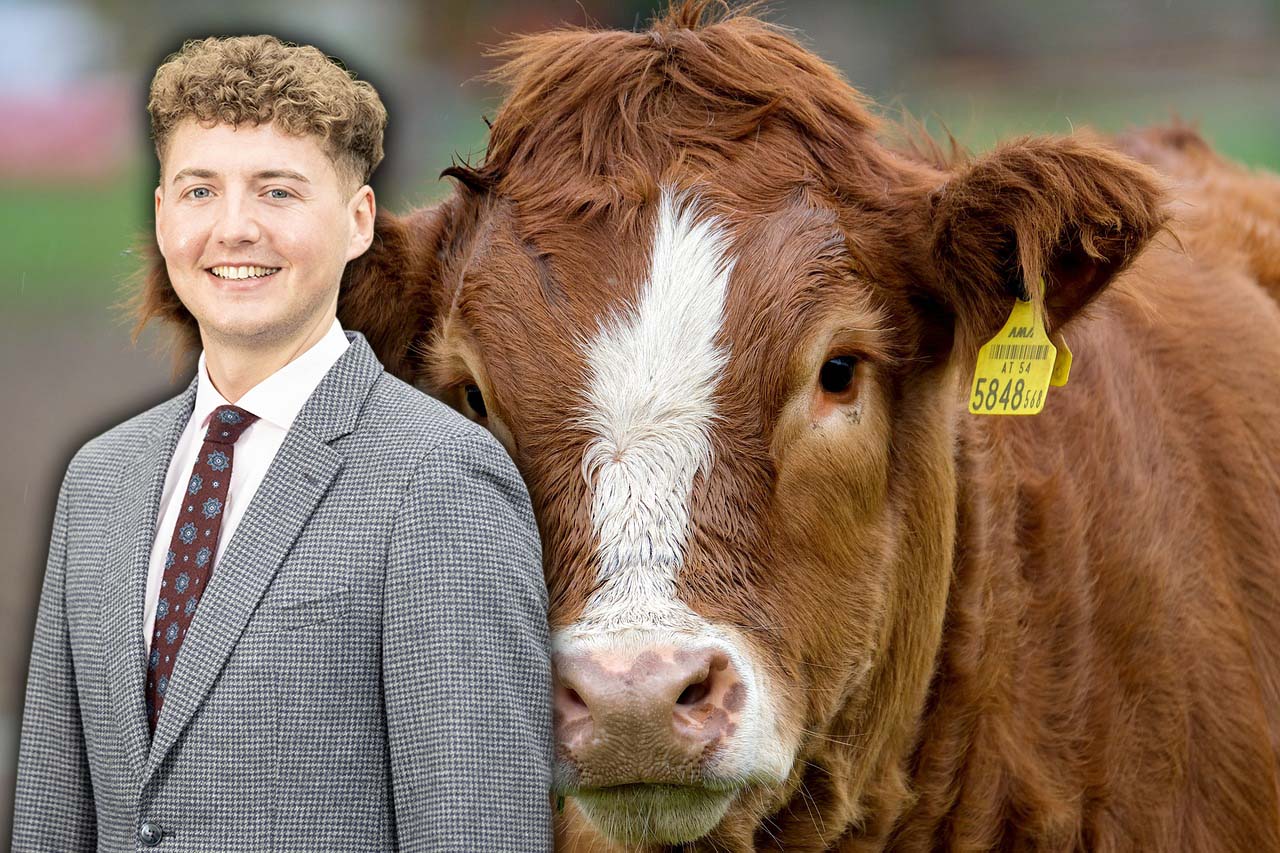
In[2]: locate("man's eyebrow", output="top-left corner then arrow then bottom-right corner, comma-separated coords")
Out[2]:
254,169 -> 311,183
169,168 -> 312,185
171,167 -> 216,185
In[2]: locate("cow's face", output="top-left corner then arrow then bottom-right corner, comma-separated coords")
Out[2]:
405,180 -> 957,846
337,12 -> 1163,849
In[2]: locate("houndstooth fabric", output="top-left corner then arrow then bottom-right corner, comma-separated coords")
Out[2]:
12,332 -> 553,852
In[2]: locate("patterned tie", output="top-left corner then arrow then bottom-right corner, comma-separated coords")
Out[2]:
146,404 -> 259,733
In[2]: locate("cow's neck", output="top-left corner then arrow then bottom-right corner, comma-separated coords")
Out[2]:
785,371 -> 1098,852
885,402 -> 1094,850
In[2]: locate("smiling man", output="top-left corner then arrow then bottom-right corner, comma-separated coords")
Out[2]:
12,36 -> 552,852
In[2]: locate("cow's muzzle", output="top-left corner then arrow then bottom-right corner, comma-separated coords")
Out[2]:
554,643 -> 744,784
552,642 -> 748,840
550,645 -> 747,835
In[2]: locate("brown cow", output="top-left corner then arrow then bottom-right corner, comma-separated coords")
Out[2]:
141,4 -> 1280,850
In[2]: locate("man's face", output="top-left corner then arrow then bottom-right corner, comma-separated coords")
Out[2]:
155,119 -> 373,351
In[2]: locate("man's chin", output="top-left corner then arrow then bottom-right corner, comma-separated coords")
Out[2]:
574,784 -> 737,846
197,312 -> 299,352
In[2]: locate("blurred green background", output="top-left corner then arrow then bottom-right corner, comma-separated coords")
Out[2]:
2,0 -> 1278,841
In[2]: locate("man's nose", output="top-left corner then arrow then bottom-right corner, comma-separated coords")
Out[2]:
211,193 -> 261,245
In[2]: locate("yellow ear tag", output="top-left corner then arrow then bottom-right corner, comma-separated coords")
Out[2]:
969,298 -> 1057,415
1049,335 -> 1072,386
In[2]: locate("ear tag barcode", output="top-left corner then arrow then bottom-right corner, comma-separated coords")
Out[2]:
969,298 -> 1057,415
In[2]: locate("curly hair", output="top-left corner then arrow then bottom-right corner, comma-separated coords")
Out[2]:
148,34 -> 386,188
135,35 -> 387,359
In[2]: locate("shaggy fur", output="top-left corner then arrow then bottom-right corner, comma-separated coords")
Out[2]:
138,4 -> 1280,850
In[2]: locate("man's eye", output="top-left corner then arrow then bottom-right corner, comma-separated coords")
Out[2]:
267,189 -> 292,200
188,187 -> 211,199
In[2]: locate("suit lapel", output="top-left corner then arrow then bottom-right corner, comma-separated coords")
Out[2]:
105,381 -> 197,781
145,333 -> 384,781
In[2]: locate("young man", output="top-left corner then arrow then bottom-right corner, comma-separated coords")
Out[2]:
12,36 -> 552,851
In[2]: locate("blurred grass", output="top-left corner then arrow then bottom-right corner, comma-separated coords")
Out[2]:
2,165 -> 150,312
902,80 -> 1280,166
5,87 -> 1277,313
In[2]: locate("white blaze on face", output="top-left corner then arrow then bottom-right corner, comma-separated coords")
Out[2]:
563,190 -> 798,790
576,189 -> 733,630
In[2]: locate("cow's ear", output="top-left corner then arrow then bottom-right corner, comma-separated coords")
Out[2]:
925,134 -> 1166,356
338,203 -> 453,381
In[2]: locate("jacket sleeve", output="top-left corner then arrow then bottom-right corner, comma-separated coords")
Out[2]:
12,461 -> 97,852
383,426 -> 553,852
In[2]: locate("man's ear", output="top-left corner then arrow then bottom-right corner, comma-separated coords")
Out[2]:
154,186 -> 165,255
926,133 -> 1167,356
344,184 -> 377,263
338,202 -> 453,381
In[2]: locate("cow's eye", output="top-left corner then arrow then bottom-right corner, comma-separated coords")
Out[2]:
819,356 -> 857,394
464,384 -> 488,418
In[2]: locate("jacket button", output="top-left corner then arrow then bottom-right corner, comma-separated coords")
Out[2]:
138,821 -> 164,846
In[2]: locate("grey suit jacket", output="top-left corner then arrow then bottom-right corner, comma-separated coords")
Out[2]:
12,332 -> 553,852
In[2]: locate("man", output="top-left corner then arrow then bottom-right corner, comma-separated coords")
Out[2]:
12,35 -> 552,851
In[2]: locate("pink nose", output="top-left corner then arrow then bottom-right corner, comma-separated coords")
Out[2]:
553,645 -> 746,787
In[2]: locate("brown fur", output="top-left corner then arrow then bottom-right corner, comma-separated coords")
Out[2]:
137,4 -> 1280,849
1116,121 -> 1280,304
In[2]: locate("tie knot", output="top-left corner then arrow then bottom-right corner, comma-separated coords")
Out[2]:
204,405 -> 260,445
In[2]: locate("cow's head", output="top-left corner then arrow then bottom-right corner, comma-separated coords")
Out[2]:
339,5 -> 1166,848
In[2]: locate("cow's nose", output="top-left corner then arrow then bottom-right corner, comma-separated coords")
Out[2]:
553,645 -> 745,786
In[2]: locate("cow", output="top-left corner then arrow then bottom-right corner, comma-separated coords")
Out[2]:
142,3 -> 1280,850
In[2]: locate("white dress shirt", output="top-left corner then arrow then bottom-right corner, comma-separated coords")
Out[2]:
142,318 -> 350,652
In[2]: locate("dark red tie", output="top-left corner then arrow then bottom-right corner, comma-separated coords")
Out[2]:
146,404 -> 259,733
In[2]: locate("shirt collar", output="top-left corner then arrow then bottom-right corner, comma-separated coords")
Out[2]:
193,318 -> 351,433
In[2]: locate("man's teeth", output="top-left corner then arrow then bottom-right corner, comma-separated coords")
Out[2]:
210,265 -> 281,280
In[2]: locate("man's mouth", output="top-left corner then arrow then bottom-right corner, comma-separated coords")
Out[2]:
207,265 -> 282,280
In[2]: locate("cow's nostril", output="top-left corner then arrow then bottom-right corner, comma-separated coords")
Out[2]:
564,686 -> 588,711
676,677 -> 712,707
